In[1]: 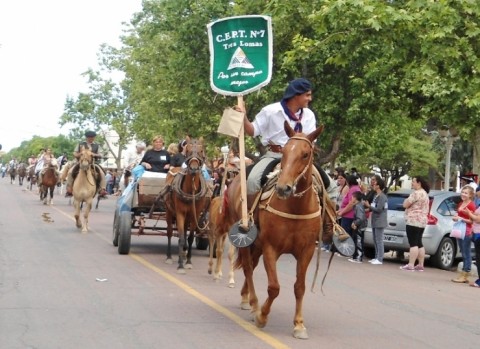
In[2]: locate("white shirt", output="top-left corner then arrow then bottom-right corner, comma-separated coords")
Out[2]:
252,102 -> 317,147
123,149 -> 145,170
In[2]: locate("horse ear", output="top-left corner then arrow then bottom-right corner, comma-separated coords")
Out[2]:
284,121 -> 295,138
307,124 -> 325,143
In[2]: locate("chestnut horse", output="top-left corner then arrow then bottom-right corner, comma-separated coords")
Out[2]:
163,138 -> 209,273
228,121 -> 333,339
73,148 -> 97,232
39,159 -> 59,205
207,168 -> 240,287
207,196 -> 236,287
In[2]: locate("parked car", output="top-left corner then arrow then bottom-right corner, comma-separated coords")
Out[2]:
364,189 -> 463,270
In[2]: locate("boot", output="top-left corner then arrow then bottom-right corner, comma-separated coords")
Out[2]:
451,271 -> 469,283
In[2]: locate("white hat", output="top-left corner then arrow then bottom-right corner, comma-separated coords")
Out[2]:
136,141 -> 146,148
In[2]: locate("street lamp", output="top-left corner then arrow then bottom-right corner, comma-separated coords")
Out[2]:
439,126 -> 459,191
221,145 -> 229,167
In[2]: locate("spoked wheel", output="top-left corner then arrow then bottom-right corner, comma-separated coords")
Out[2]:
118,211 -> 133,255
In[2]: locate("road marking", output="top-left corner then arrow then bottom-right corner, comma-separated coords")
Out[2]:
130,254 -> 291,349
47,199 -> 291,349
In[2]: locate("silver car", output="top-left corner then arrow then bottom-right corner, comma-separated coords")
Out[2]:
364,189 -> 462,270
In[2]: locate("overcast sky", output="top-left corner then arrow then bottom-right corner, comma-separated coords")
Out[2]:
0,0 -> 142,153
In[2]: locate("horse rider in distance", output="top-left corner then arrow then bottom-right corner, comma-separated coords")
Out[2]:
65,130 -> 107,198
35,148 -> 61,190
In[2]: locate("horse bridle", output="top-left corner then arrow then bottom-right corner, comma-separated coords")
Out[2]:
281,135 -> 314,197
184,140 -> 205,174
79,151 -> 96,186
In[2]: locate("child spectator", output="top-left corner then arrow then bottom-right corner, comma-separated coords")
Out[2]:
348,191 -> 368,263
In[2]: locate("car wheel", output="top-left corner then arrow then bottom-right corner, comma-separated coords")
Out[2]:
431,237 -> 456,270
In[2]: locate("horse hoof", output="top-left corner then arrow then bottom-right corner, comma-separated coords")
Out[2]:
185,264 -> 193,270
228,282 -> 235,288
254,315 -> 267,329
165,259 -> 173,265
177,268 -> 186,274
240,302 -> 251,310
293,327 -> 309,340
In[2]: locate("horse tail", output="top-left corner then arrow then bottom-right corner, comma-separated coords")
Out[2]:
233,246 -> 252,271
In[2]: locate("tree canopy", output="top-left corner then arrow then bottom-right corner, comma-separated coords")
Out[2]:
15,0 -> 480,188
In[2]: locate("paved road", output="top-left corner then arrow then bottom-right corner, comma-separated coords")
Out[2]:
0,179 -> 478,349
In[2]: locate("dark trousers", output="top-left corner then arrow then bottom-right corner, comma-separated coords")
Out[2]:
352,228 -> 365,261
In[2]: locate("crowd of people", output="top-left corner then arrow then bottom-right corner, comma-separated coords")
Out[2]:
2,76 -> 479,289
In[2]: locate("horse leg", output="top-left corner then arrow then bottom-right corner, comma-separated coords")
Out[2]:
291,248 -> 315,339
184,223 -> 195,269
176,215 -> 187,274
50,186 -> 54,205
74,200 -> 82,229
82,200 -> 92,233
227,243 -> 236,288
207,224 -> 215,276
165,212 -> 174,265
255,246 -> 279,329
214,233 -> 225,280
238,247 -> 259,312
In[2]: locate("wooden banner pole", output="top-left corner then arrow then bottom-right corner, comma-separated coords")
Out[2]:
237,95 -> 249,229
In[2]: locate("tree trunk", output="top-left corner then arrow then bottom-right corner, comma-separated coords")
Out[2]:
472,129 -> 480,180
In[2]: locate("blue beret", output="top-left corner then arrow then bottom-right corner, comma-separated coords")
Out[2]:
283,78 -> 312,100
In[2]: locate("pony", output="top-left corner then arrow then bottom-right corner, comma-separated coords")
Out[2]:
39,159 -> 59,205
17,163 -> 27,186
163,138 -> 209,274
8,166 -> 17,184
207,195 -> 236,288
73,147 -> 97,232
207,166 -> 240,287
228,121 -> 334,339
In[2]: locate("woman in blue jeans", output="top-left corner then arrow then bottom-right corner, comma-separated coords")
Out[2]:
364,178 -> 388,265
452,186 -> 476,283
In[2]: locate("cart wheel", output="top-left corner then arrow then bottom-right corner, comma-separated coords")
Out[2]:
118,211 -> 132,255
195,237 -> 209,250
112,211 -> 120,246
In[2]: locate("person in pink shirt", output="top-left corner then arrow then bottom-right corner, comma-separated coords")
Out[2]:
336,174 -> 361,238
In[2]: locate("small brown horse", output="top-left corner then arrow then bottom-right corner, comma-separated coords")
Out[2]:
39,159 -> 59,205
228,121 -> 332,339
163,138 -> 209,274
207,167 -> 240,287
73,148 -> 97,232
207,196 -> 236,287
17,163 -> 27,186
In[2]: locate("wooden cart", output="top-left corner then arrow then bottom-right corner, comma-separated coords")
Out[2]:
112,172 -> 209,255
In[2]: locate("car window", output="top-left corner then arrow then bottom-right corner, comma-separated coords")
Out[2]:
387,194 -> 408,211
437,196 -> 460,216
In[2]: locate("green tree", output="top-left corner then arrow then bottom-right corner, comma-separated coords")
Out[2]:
59,45 -> 137,169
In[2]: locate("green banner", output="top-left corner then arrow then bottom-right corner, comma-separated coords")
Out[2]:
207,15 -> 272,96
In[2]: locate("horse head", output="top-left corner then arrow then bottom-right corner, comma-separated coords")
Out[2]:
78,147 -> 94,171
276,121 -> 324,199
48,158 -> 58,169
184,138 -> 205,175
